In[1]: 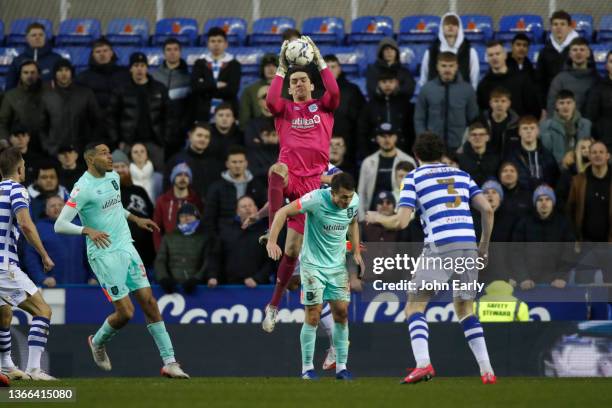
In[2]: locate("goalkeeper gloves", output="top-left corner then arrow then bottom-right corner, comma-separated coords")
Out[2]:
276,40 -> 289,77
303,35 -> 327,71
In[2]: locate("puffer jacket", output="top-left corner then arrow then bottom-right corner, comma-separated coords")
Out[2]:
155,225 -> 210,284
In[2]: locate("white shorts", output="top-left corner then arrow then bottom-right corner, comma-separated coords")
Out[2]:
0,263 -> 39,306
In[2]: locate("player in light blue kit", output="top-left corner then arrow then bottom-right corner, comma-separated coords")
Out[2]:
266,173 -> 364,380
366,132 -> 496,385
54,143 -> 189,378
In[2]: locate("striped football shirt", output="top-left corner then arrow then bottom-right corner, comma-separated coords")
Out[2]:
398,163 -> 481,249
0,180 -> 30,269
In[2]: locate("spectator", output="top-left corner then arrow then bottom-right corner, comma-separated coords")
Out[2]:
506,116 -> 559,191
192,27 -> 242,122
24,196 -> 94,287
567,141 -> 612,242
155,203 -> 209,295
247,121 -> 279,183
392,161 -> 415,203
442,152 -> 461,169
107,52 -> 169,170
40,58 -> 103,156
325,54 -> 366,159
365,37 -> 415,99
7,123 -> 44,185
475,281 -> 530,321
329,135 -> 356,178
129,142 -> 163,202
357,123 -> 415,218
477,40 -> 540,117
360,191 -> 400,242
512,185 -> 575,289
458,122 -> 501,186
204,146 -> 266,235
153,162 -> 204,250
27,162 -> 69,222
540,89 -> 592,164
586,51 -> 612,146
151,38 -> 192,156
239,53 -> 277,129
56,144 -> 85,190
507,33 -> 535,79
546,38 -> 599,115
419,12 -> 480,89
478,87 -> 520,156
415,52 -> 479,152
0,61 -> 44,150
536,10 -> 580,106
358,67 -> 414,159
5,22 -> 62,90
556,137 -> 593,210
209,103 -> 243,158
498,161 -> 532,219
113,149 -> 156,268
206,196 -> 272,287
75,37 -> 131,111
164,122 -> 224,200
243,85 -> 273,148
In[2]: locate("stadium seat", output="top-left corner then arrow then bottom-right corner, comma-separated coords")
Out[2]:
398,15 -> 440,44
0,21 -> 5,45
592,44 -> 610,75
7,18 -> 53,46
60,46 -> 92,69
399,44 -> 428,76
302,17 -> 345,45
250,17 -> 296,45
571,14 -> 594,41
461,15 -> 494,44
597,14 -> 612,43
51,47 -> 71,61
138,47 -> 165,67
182,46 -> 207,66
319,45 -> 365,75
473,44 -> 489,72
232,47 -> 266,75
346,74 -> 366,97
0,47 -> 21,75
528,43 -> 544,64
152,18 -> 198,46
113,46 -> 138,66
202,17 -> 247,46
496,14 -> 544,44
106,18 -> 149,46
348,16 -> 393,44
56,18 -> 101,46
0,76 -> 5,91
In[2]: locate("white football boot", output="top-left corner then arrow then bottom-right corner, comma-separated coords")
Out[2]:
25,368 -> 58,381
161,362 -> 190,379
88,335 -> 112,371
262,305 -> 278,333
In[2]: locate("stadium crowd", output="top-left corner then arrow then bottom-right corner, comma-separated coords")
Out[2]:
0,10 -> 611,292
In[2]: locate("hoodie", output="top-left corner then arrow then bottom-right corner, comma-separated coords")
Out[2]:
419,13 -> 480,89
152,187 -> 204,250
505,142 -> 559,191
546,59 -> 600,115
365,37 -> 416,99
6,43 -> 63,90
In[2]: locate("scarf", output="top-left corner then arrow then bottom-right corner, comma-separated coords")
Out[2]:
130,161 -> 155,201
178,220 -> 200,236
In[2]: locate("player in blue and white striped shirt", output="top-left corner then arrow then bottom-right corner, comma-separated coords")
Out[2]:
0,147 -> 57,381
366,132 -> 497,385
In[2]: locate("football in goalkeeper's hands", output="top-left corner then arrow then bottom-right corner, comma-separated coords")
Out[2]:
285,38 -> 314,66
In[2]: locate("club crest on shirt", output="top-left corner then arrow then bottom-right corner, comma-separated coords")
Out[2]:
347,208 -> 355,219
308,103 -> 318,113
112,180 -> 119,191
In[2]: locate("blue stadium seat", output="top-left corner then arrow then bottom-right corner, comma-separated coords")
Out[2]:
56,18 -> 101,46
592,44 -> 610,75
250,17 -> 296,45
461,15 -> 494,44
346,74 -> 366,97
202,17 -> 247,46
138,47 -> 165,67
496,15 -> 544,44
399,44 -> 428,76
528,43 -> 544,64
319,45 -> 365,75
302,17 -> 345,45
152,18 -> 198,46
182,47 -> 206,66
60,46 -> 92,69
598,14 -> 612,43
473,44 -> 489,72
0,76 -> 5,91
113,46 -> 138,66
348,16 -> 393,44
571,14 -> 594,41
0,21 -> 5,45
232,47 -> 266,75
51,47 -> 71,61
7,18 -> 53,46
398,15 -> 440,44
0,47 -> 21,75
106,18 -> 149,46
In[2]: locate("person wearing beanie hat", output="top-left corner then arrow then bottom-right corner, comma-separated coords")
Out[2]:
57,144 -> 85,191
365,37 -> 415,99
533,184 -> 556,207
75,37 -> 131,110
239,53 -> 278,130
151,38 -> 192,157
482,180 -> 504,202
170,162 -> 193,185
361,191 -> 401,242
112,149 -> 130,166
40,55 -> 103,156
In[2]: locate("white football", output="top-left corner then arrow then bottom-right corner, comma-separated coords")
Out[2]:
285,38 -> 314,66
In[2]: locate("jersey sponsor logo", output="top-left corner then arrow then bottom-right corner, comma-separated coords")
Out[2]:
101,195 -> 122,210
291,114 -> 321,129
323,224 -> 345,232
308,103 -> 318,112
112,180 -> 119,191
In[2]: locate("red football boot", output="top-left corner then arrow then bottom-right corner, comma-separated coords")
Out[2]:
481,372 -> 497,384
401,364 -> 436,384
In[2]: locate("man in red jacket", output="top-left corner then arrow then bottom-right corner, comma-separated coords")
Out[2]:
153,163 -> 203,250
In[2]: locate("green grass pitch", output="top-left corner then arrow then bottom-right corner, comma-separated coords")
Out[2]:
6,377 -> 612,408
